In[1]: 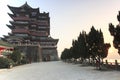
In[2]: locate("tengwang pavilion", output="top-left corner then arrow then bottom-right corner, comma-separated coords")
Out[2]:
3,2 -> 59,62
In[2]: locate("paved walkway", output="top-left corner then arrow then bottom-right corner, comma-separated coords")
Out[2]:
0,61 -> 120,80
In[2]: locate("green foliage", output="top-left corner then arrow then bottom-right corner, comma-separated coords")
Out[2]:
0,57 -> 14,68
10,49 -> 21,64
100,43 -> 111,58
109,11 -> 120,55
72,40 -> 80,59
109,17 -> 120,54
88,26 -> 104,58
78,31 -> 89,59
61,48 -> 70,60
21,58 -> 28,64
61,26 -> 111,63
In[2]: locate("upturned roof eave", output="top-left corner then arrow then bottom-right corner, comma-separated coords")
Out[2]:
6,24 -> 14,29
7,2 -> 40,14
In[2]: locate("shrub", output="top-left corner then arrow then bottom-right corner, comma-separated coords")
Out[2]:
10,50 -> 21,65
0,57 -> 14,68
21,59 -> 28,64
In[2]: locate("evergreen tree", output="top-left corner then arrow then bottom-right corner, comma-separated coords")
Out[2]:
88,26 -> 99,59
72,40 -> 80,59
101,43 -> 111,59
61,26 -> 110,64
78,31 -> 89,59
61,48 -> 68,60
109,11 -> 120,54
87,26 -> 110,64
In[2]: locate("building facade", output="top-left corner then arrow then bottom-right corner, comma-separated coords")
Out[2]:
3,2 -> 59,62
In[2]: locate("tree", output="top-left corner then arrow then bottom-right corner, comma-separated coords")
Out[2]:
61,48 -> 70,60
78,31 -> 89,59
109,11 -> 120,55
61,26 -> 110,66
88,26 -> 100,59
72,40 -> 80,59
101,43 -> 111,59
88,26 -> 110,64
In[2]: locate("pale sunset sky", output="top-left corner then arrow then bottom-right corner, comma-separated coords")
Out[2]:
0,0 -> 120,59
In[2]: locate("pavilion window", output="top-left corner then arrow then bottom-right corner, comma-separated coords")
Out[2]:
31,18 -> 36,21
31,12 -> 37,16
31,25 -> 36,27
39,16 -> 47,18
15,34 -> 28,37
16,14 -> 19,17
25,14 -> 29,17
32,36 -> 36,39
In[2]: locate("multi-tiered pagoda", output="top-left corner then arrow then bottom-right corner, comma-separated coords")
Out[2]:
3,2 -> 59,62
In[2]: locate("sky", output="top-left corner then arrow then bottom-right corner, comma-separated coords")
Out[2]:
0,0 -> 120,59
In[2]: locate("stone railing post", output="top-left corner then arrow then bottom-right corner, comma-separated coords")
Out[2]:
115,60 -> 118,70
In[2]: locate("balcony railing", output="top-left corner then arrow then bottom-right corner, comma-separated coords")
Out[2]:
13,42 -> 40,46
13,42 -> 56,48
30,31 -> 48,36
12,29 -> 30,34
13,16 -> 30,21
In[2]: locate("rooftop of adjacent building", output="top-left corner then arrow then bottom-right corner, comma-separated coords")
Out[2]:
0,40 -> 13,47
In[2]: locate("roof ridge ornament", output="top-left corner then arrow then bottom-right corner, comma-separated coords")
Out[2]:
20,2 -> 32,8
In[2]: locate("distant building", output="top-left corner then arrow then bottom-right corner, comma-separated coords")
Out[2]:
0,40 -> 13,57
3,2 -> 59,62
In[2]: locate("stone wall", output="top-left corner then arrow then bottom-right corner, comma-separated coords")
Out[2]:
16,45 -> 42,62
41,48 -> 59,61
15,46 -> 59,62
